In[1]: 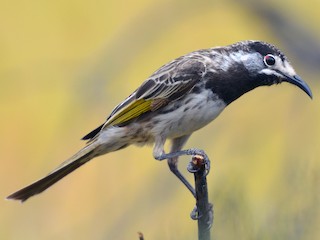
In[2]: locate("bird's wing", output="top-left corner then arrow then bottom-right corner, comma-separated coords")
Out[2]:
82,56 -> 207,140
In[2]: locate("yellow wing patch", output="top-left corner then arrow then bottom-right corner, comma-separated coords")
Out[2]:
103,99 -> 153,128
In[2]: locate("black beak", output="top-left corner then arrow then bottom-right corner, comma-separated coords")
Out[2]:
283,74 -> 313,99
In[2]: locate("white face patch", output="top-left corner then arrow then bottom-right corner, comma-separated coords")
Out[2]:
259,68 -> 283,77
282,60 -> 296,76
259,55 -> 297,78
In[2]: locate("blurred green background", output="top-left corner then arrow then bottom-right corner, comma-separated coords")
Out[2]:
1,0 -> 319,239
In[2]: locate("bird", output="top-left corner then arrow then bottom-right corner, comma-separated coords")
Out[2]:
7,40 -> 312,202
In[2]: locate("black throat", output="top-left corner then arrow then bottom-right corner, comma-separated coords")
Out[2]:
203,63 -> 270,105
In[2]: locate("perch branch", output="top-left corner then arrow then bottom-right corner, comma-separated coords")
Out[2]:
188,153 -> 213,240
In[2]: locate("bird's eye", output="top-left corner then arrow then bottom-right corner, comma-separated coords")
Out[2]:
264,54 -> 276,66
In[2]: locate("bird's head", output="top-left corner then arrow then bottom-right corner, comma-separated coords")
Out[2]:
234,40 -> 313,99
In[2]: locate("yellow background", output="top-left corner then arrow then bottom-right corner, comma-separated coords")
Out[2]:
1,0 -> 319,239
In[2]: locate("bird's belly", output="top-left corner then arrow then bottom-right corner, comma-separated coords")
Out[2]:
150,91 -> 226,138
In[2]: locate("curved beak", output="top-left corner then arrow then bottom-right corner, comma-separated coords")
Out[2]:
283,74 -> 313,99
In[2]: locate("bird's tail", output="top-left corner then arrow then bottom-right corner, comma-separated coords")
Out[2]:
6,141 -> 100,202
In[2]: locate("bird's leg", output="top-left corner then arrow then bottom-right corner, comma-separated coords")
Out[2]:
153,135 -> 210,198
155,149 -> 210,197
167,155 -> 196,197
154,150 -> 196,196
155,149 -> 210,174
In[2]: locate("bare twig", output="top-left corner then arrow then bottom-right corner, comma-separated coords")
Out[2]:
138,232 -> 144,240
188,153 -> 213,240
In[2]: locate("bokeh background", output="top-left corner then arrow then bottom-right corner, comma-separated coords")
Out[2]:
1,0 -> 319,239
